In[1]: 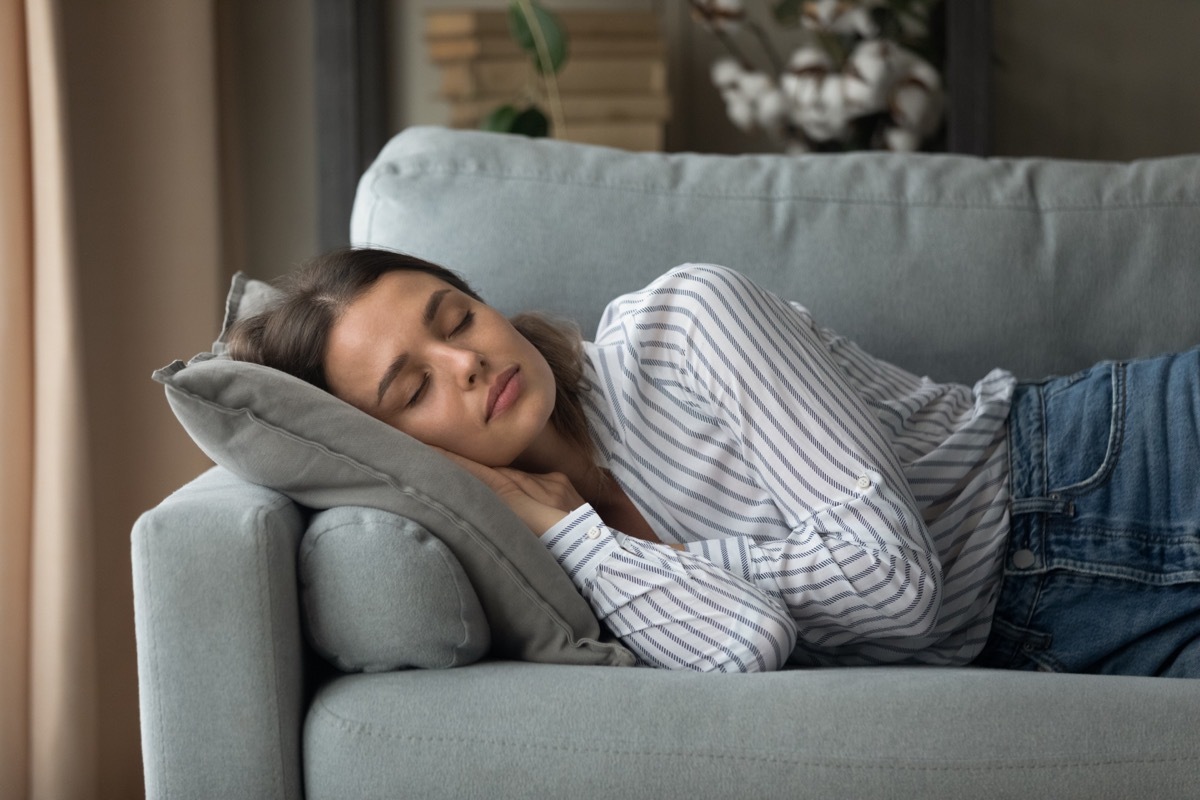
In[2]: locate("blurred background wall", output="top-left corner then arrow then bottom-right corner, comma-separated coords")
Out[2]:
223,0 -> 1200,281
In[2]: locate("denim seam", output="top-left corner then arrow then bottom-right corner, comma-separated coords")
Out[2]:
1042,559 -> 1200,586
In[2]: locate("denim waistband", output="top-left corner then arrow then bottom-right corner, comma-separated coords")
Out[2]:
980,350 -> 1200,675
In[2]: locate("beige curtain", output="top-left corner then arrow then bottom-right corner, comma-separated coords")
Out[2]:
1,1 -> 222,797
0,0 -> 37,796
1,2 -> 94,798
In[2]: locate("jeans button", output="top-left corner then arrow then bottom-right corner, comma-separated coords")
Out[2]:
1012,549 -> 1036,569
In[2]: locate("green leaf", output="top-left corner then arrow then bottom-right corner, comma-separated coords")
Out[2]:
480,104 -> 549,138
510,107 -> 550,138
508,1 -> 568,74
481,104 -> 519,132
870,7 -> 903,40
773,0 -> 803,27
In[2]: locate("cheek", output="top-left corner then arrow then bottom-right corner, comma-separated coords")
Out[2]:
389,395 -> 480,455
391,408 -> 457,449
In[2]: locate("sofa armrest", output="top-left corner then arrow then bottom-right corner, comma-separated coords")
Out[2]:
132,467 -> 306,800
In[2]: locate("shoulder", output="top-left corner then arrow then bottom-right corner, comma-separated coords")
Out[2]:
630,263 -> 758,307
596,264 -> 788,342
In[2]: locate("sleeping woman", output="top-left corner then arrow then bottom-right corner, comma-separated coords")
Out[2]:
228,247 -> 1200,677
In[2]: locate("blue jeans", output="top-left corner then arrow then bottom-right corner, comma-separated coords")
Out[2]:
975,348 -> 1200,677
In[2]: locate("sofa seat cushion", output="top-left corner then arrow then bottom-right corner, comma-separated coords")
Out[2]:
303,662 -> 1200,799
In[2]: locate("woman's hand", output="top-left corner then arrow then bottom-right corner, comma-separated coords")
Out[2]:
433,448 -> 584,536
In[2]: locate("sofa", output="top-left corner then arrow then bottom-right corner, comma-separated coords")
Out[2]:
133,126 -> 1200,799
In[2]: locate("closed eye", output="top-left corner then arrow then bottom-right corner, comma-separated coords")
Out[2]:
451,310 -> 475,335
406,373 -> 429,408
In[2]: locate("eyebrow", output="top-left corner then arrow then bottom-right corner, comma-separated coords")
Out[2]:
374,287 -> 451,407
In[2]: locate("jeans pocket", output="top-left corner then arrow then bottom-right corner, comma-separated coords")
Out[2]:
1043,361 -> 1126,495
975,614 -> 1058,672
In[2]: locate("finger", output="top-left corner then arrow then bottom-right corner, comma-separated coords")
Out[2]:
494,468 -> 559,494
497,468 -> 584,510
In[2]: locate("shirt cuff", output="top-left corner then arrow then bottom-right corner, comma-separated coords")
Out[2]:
540,504 -> 623,588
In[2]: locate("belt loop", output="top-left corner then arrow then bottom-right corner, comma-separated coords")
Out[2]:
1011,496 -> 1072,517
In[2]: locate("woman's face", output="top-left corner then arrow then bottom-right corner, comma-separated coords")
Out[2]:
324,270 -> 557,466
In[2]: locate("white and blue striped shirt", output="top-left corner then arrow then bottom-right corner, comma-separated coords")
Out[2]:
542,264 -> 1015,671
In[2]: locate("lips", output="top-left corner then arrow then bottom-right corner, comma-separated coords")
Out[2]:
486,366 -> 520,421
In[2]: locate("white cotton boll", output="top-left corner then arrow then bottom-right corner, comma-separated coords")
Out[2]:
723,90 -> 755,131
786,73 -> 821,108
887,46 -> 924,80
908,58 -> 943,92
737,71 -> 773,102
891,82 -> 933,130
756,87 -> 789,129
800,0 -> 839,29
830,7 -> 878,38
847,40 -> 893,94
887,55 -> 945,138
800,113 -> 842,142
780,71 -> 800,98
885,127 -> 919,152
823,77 -> 855,134
696,0 -> 746,33
816,75 -> 848,120
788,45 -> 833,73
842,74 -> 881,115
789,77 -> 852,142
711,57 -> 744,91
803,0 -> 883,36
783,48 -> 834,115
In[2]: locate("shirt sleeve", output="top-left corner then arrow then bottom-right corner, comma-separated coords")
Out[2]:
597,264 -> 944,654
542,504 -> 797,672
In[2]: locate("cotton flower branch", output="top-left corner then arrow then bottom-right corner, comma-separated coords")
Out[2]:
693,0 -> 945,152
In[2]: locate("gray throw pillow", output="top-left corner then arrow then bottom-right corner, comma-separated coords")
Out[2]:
154,272 -> 635,668
301,506 -> 489,671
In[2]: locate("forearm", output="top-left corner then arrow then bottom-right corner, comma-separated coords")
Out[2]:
542,506 -> 797,672
686,524 -> 942,648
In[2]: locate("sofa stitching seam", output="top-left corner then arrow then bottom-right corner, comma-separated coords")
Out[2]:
386,165 -> 1200,212
312,701 -> 1198,770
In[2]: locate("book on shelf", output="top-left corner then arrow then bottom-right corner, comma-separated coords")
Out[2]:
446,94 -> 671,128
425,8 -> 670,151
439,57 -> 667,99
426,9 -> 661,40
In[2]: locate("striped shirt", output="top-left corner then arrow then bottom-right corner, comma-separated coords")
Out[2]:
541,264 -> 1016,670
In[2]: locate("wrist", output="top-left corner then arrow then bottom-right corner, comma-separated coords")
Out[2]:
513,496 -> 571,536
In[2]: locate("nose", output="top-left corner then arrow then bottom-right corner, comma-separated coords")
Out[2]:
433,342 -> 485,387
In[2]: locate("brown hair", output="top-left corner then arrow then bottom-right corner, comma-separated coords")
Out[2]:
226,247 -> 598,468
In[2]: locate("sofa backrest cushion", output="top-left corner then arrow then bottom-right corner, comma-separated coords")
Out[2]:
154,272 -> 635,669
351,127 -> 1200,385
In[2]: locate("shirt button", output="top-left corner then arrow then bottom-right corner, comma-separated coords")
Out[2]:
856,475 -> 872,490
586,527 -> 602,540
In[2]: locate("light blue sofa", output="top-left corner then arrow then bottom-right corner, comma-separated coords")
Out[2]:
134,127 -> 1200,799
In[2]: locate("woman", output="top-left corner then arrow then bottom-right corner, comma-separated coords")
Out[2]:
229,247 -> 1200,677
